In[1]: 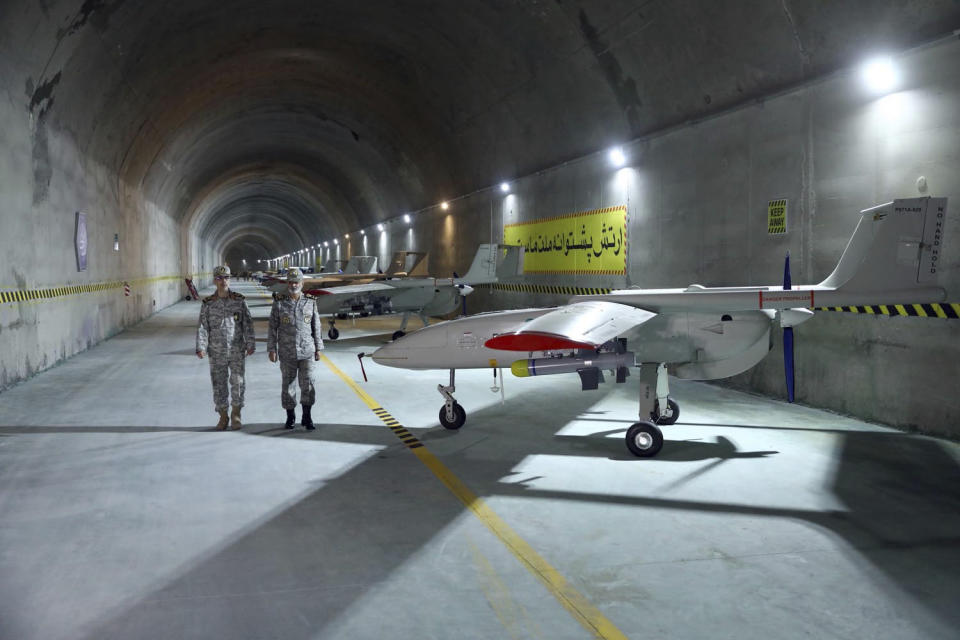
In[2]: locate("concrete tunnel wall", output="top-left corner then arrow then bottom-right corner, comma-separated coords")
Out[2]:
0,1 -> 958,439
0,17 -> 184,389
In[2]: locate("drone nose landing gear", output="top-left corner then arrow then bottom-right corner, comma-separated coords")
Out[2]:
437,368 -> 466,430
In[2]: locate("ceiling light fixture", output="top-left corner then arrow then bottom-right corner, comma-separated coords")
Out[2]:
861,56 -> 898,94
609,147 -> 626,167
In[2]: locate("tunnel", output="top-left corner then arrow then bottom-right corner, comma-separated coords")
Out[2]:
1,2 -> 960,638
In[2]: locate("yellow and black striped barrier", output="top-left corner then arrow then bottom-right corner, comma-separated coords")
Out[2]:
0,274 -> 185,306
492,283 -> 613,296
816,302 -> 960,319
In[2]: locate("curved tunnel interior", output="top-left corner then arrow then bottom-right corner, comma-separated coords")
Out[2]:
3,3 -> 960,638
2,0 -> 960,425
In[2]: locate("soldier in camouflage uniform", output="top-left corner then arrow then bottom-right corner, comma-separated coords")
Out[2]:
196,265 -> 256,430
267,267 -> 323,430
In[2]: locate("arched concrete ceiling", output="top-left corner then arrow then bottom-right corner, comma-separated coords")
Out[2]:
12,0 -> 960,259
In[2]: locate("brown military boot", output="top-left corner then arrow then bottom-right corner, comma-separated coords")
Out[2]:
216,409 -> 229,430
230,406 -> 242,430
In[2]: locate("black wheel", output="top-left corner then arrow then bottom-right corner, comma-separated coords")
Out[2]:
327,327 -> 340,340
360,311 -> 370,317
439,403 -> 466,430
625,421 -> 664,457
391,330 -> 406,341
651,398 -> 680,425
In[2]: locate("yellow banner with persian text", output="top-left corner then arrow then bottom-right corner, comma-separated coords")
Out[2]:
503,205 -> 626,275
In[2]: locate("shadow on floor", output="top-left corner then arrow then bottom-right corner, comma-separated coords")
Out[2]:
0,426 -> 216,433
17,385 -> 955,638
494,428 -> 960,630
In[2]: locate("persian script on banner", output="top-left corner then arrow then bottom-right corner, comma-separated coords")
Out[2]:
503,205 -> 626,275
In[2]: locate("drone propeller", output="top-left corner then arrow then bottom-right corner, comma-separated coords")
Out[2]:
451,271 -> 470,315
783,253 -> 795,403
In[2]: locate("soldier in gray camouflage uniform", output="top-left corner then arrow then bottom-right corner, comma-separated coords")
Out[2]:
267,267 -> 323,430
196,265 -> 256,430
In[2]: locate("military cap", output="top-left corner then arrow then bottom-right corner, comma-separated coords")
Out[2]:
213,265 -> 231,278
286,267 -> 304,282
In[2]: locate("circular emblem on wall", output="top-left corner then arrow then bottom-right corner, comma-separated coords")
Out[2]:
75,211 -> 88,272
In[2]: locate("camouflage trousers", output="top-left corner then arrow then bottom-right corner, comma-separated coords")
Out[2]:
209,355 -> 246,411
280,359 -> 316,409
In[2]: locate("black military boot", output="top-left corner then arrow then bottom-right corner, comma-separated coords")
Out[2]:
301,404 -> 315,431
284,409 -> 296,429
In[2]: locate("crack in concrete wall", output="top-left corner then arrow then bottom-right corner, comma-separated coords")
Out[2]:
27,72 -> 60,203
779,0 -> 811,72
577,8 -> 643,134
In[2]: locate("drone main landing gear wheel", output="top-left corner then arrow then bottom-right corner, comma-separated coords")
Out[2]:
625,421 -> 663,457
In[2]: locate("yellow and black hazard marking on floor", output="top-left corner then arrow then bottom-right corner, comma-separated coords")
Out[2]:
319,353 -> 628,639
492,283 -> 612,296
0,274 -> 184,306
816,302 -> 960,319
370,406 -> 423,449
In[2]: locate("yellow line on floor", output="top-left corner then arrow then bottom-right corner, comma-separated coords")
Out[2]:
319,354 -> 628,640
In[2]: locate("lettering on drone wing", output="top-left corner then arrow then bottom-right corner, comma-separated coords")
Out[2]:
919,201 -> 946,283
457,332 -> 478,348
759,291 -> 814,308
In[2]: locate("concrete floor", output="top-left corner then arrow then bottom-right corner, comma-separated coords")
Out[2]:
1,281 -> 959,640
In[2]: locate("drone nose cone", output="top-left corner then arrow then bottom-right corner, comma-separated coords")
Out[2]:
371,341 -> 405,367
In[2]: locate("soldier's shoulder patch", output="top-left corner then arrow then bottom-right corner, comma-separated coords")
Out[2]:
202,294 -> 217,303
303,293 -> 316,300
273,293 -> 288,301
229,291 -> 245,300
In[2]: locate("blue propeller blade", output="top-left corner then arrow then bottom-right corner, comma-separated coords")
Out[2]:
452,273 -> 467,316
782,252 -> 795,403
784,326 -> 795,403
783,252 -> 792,290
